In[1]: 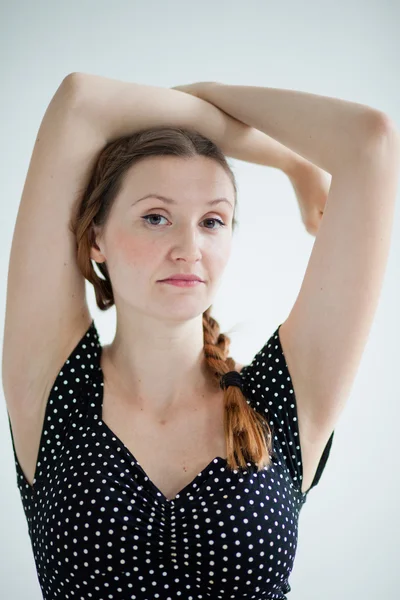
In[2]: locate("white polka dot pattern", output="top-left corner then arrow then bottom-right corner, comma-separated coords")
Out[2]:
240,326 -> 334,496
7,320 -> 334,599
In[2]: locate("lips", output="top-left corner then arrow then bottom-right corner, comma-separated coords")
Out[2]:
160,274 -> 203,282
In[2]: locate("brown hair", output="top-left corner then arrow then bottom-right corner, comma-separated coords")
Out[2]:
70,126 -> 273,472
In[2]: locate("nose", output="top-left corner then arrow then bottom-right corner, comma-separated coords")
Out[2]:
170,228 -> 203,261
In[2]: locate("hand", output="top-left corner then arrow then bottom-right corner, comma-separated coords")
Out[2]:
288,161 -> 332,237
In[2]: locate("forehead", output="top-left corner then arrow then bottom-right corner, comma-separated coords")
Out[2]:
120,155 -> 235,203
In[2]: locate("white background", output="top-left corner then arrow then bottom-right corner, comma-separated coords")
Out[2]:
1,0 -> 399,598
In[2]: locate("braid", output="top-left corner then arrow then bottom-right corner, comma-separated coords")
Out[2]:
202,307 -> 274,472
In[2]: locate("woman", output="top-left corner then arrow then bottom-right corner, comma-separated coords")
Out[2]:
4,74 -> 399,599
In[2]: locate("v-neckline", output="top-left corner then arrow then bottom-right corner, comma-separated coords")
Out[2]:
93,349 -> 229,505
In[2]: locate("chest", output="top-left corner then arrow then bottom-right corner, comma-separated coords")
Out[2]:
101,383 -> 227,501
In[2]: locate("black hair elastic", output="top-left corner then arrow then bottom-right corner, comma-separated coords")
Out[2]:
220,371 -> 243,391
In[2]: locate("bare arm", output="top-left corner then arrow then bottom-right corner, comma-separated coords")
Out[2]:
71,72 -> 311,175
178,82 -> 396,174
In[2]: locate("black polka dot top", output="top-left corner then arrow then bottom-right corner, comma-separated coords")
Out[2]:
8,320 -> 334,600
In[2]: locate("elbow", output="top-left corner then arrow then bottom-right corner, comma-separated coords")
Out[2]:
364,110 -> 399,140
57,72 -> 86,112
62,72 -> 85,88
356,110 -> 400,161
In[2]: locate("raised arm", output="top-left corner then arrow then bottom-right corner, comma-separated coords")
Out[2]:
174,81 -> 397,174
175,82 -> 400,496
71,72 -> 310,175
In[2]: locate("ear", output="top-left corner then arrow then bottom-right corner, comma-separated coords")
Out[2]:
89,225 -> 106,264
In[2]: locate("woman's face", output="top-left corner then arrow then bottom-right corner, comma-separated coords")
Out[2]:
91,155 -> 236,322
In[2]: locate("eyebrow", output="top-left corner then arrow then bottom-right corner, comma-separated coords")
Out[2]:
131,194 -> 233,208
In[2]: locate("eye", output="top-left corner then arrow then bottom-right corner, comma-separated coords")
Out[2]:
203,218 -> 226,230
142,214 -> 169,227
141,214 -> 226,230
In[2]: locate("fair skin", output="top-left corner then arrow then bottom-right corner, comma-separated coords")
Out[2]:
90,155 -> 236,415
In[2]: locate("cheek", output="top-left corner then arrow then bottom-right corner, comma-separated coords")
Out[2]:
113,229 -> 151,266
218,239 -> 233,268
108,232 -> 154,294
